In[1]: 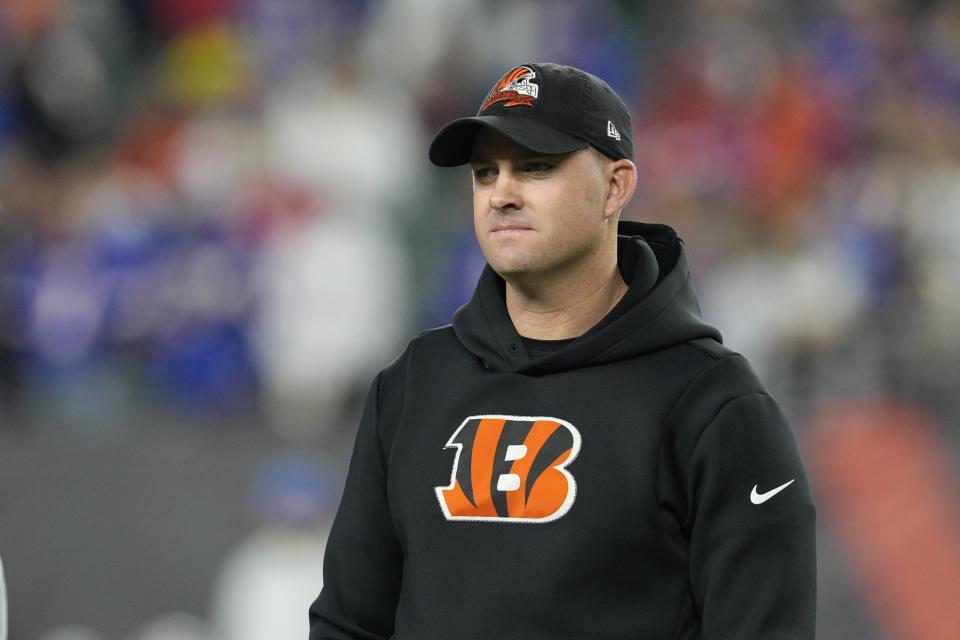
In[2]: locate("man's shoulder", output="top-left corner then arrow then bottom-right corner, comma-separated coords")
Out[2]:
683,336 -> 739,363
410,323 -> 458,346
666,338 -> 776,426
367,325 -> 461,420
379,323 -> 460,377
643,337 -> 759,401
404,323 -> 460,360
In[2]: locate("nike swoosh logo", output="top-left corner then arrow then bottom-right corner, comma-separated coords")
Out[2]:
750,479 -> 795,504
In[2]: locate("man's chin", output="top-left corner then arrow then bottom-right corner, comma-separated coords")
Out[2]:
487,258 -> 542,282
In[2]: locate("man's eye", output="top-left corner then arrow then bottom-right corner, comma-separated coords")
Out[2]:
523,162 -> 554,173
473,167 -> 495,180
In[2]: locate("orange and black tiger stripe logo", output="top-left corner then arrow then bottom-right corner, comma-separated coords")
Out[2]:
480,66 -> 539,111
435,415 -> 581,523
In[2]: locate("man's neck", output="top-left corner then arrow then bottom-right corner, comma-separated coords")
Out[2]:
504,252 -> 628,341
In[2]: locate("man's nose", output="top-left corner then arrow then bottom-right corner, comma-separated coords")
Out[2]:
489,170 -> 523,211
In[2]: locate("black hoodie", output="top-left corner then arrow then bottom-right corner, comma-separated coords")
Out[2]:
309,222 -> 816,639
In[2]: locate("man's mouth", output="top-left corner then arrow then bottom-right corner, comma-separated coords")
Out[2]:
492,224 -> 533,233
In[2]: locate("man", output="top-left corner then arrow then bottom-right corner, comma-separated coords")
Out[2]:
309,63 -> 816,639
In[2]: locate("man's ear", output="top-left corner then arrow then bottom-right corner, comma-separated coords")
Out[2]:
603,159 -> 637,220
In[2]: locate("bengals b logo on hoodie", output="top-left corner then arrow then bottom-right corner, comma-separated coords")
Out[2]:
435,415 -> 581,523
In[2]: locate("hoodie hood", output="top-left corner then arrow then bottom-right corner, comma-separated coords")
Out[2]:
452,221 -> 722,375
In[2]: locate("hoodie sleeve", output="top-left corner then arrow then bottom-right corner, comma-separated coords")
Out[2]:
309,372 -> 402,640
661,354 -> 816,639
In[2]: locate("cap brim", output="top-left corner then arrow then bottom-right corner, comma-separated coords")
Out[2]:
428,115 -> 589,167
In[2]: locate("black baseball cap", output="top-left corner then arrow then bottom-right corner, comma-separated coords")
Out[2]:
429,62 -> 634,167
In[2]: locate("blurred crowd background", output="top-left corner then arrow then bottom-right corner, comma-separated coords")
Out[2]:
1,0 -> 959,638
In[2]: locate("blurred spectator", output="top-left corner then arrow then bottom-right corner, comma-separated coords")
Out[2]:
249,67 -> 420,438
207,453 -> 339,640
238,0 -> 371,86
125,612 -> 210,640
261,69 -> 425,220
154,19 -> 252,109
250,207 -> 410,440
700,231 -> 865,381
38,626 -> 105,640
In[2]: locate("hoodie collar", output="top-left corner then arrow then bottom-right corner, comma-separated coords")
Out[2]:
452,221 -> 721,375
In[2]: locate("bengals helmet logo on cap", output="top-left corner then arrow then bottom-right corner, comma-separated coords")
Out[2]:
480,66 -> 539,111
435,415 -> 580,523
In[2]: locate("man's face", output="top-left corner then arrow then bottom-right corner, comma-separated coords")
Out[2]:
470,128 -> 611,283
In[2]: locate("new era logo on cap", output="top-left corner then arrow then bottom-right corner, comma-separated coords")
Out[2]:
428,62 -> 634,167
607,120 -> 621,141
